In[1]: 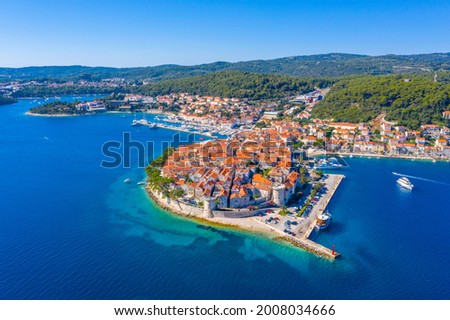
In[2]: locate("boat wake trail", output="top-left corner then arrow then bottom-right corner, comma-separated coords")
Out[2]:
392,172 -> 450,186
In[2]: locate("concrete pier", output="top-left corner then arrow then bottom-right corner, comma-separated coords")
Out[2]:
290,174 -> 345,259
302,174 -> 345,239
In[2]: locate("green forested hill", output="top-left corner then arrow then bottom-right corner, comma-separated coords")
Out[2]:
312,75 -> 450,129
2,52 -> 450,81
139,71 -> 330,99
28,101 -> 81,115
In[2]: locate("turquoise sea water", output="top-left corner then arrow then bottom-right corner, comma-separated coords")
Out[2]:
1,97 -> 449,299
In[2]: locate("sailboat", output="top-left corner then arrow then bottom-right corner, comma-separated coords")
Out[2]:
131,114 -> 140,126
131,114 -> 148,126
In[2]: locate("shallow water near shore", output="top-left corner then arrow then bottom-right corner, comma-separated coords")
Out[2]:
1,97 -> 449,299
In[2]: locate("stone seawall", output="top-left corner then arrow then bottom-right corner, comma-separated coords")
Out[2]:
148,187 -> 261,219
212,210 -> 257,218
147,188 -> 204,217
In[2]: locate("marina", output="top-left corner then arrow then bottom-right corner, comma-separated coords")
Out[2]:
130,114 -> 240,138
313,157 -> 344,170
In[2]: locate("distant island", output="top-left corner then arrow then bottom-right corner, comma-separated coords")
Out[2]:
27,101 -> 105,116
0,95 -> 17,106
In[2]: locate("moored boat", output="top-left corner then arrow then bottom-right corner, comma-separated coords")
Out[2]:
316,211 -> 332,229
131,115 -> 148,127
314,157 -> 343,170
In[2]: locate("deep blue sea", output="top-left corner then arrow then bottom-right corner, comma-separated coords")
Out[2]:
1,97 -> 449,299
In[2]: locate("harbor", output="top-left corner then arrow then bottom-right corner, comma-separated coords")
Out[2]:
212,174 -> 344,259
130,114 -> 241,138
254,174 -> 345,259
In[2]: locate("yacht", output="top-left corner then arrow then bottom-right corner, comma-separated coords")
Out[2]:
314,157 -> 343,170
124,178 -> 131,183
131,118 -> 149,126
396,177 -> 414,190
316,211 -> 332,229
148,122 -> 157,129
131,115 -> 141,126
131,114 -> 149,127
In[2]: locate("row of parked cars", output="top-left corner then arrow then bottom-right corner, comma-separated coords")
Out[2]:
265,216 -> 280,224
283,220 -> 298,236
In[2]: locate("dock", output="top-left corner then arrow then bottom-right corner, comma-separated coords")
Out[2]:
287,237 -> 339,259
153,123 -> 218,139
249,174 -> 344,259
138,120 -> 225,139
291,174 -> 344,259
303,174 -> 344,239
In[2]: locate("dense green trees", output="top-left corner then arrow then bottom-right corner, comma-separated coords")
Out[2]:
145,147 -> 176,198
313,75 -> 450,129
254,121 -> 268,128
0,95 -> 17,106
12,85 -> 123,98
139,71 -> 322,100
150,147 -> 174,168
28,101 -> 82,115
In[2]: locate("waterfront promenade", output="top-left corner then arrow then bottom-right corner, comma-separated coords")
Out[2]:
250,174 -> 344,259
299,174 -> 344,238
271,174 -> 344,259
309,148 -> 443,162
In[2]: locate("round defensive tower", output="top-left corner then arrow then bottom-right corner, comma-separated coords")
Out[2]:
272,184 -> 286,206
203,197 -> 216,218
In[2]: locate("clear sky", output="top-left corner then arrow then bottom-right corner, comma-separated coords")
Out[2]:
1,0 -> 449,67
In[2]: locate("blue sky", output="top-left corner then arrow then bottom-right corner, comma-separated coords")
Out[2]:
1,0 -> 449,67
